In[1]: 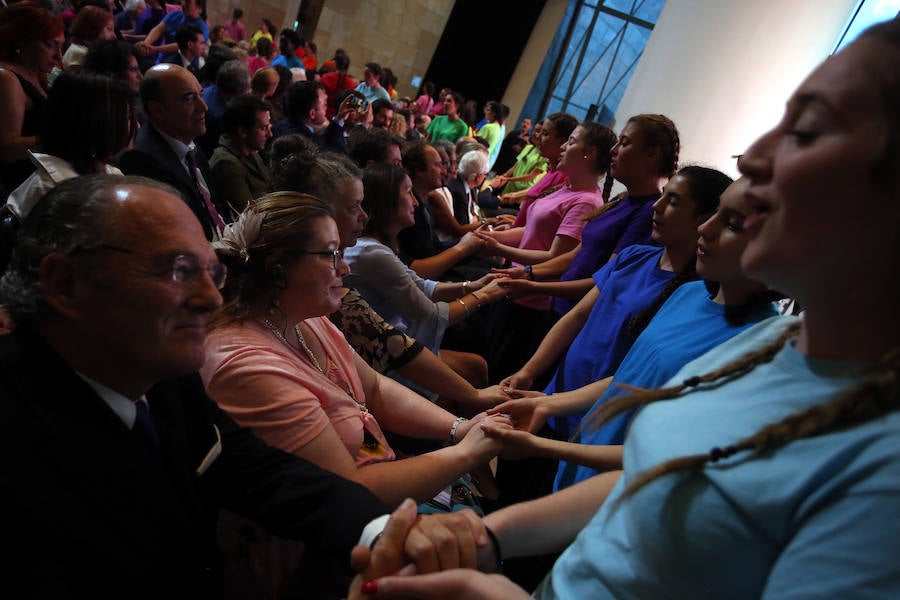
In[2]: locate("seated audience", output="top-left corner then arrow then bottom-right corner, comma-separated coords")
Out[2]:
413,81 -> 434,116
276,82 -> 367,152
494,116 -> 534,175
209,95 -> 273,218
434,149 -> 503,243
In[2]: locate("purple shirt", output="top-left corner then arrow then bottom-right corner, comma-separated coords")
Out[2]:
552,192 -> 659,314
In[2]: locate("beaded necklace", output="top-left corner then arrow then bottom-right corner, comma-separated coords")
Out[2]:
262,318 -> 380,449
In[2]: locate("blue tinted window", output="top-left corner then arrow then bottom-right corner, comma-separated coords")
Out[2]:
521,0 -> 666,125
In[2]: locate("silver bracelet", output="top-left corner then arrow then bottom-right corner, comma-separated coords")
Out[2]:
462,280 -> 470,295
449,416 -> 467,443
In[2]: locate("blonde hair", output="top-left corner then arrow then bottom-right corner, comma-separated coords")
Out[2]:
210,192 -> 333,327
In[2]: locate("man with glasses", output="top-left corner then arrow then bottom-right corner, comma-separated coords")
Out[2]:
0,175 -> 395,597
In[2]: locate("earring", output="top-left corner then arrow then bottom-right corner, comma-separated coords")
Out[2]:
583,154 -> 588,159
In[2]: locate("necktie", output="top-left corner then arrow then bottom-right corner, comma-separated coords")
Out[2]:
185,149 -> 226,235
133,400 -> 161,454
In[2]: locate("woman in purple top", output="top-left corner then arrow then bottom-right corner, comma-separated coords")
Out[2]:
497,114 -> 681,315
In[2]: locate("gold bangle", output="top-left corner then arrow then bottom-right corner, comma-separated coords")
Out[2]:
470,290 -> 482,304
457,297 -> 470,317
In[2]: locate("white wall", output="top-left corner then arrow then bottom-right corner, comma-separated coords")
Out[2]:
614,0 -> 858,177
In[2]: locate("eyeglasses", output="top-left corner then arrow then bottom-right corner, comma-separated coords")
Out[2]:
76,245 -> 228,289
298,249 -> 344,270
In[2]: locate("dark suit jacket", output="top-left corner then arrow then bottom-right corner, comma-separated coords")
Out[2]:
445,176 -> 474,226
397,191 -> 438,262
0,328 -> 387,598
271,117 -> 347,154
119,124 -> 226,240
158,51 -> 202,80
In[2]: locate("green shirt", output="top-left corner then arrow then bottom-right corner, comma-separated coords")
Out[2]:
427,115 -> 469,144
506,145 -> 548,194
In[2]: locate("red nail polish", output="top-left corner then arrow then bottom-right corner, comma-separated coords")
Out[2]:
362,580 -> 378,594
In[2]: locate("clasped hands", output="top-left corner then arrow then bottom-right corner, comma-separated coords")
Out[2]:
347,500 -> 529,599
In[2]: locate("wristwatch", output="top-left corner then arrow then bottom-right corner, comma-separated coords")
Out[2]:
524,265 -> 535,280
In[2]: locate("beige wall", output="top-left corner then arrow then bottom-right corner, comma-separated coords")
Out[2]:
614,0 -> 858,178
313,0 -> 455,98
206,0 -> 297,43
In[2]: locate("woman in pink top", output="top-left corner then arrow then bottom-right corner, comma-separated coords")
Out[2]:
202,192 -> 509,507
457,121 -> 616,388
478,121 -> 617,301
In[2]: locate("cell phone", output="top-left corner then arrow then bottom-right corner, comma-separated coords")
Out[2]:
348,95 -> 369,112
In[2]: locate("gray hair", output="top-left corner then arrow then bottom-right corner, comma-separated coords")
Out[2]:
216,59 -> 250,96
458,149 -> 489,181
0,175 -> 178,323
125,0 -> 145,12
271,151 -> 362,207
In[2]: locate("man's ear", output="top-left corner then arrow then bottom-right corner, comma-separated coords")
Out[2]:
236,125 -> 249,142
39,253 -> 82,320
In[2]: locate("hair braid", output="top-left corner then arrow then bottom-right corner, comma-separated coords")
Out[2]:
601,174 -> 615,202
584,321 -> 802,432
665,120 -> 680,177
618,331 -> 900,503
626,267 -> 696,337
584,192 -> 626,221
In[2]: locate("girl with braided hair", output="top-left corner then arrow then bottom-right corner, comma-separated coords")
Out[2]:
348,17 -> 900,600
501,166 -> 732,440
493,114 -> 680,317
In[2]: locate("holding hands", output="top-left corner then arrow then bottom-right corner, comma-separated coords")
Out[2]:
348,500 -> 501,599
